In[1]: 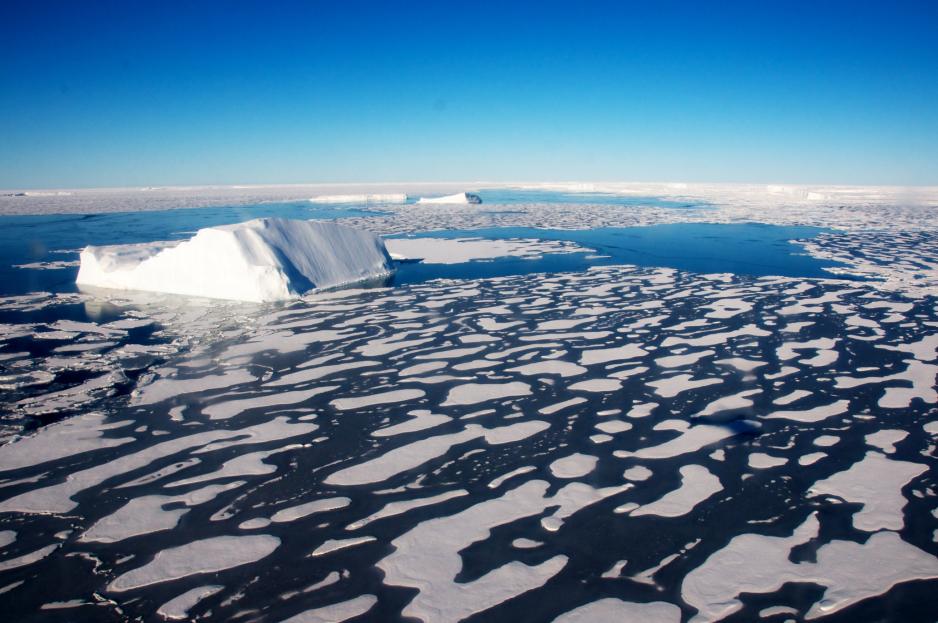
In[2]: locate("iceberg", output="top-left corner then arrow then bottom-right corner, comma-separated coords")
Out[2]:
76,218 -> 392,303
416,192 -> 482,205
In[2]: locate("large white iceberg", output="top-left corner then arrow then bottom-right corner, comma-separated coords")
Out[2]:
416,192 -> 482,205
76,218 -> 392,303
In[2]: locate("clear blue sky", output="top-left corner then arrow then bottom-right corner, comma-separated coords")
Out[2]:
2,0 -> 937,188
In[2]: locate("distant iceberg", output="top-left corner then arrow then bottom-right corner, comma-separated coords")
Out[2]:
416,192 -> 482,205
76,218 -> 392,303
309,193 -> 407,204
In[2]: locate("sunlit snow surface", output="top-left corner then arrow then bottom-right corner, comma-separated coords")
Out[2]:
1,183 -> 938,622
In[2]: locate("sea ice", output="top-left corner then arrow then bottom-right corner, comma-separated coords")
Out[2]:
330,388 -> 425,411
324,421 -> 547,486
809,451 -> 926,531
441,382 -> 532,406
280,595 -> 378,623
614,421 -> 735,460
552,598 -> 681,623
156,585 -> 223,620
385,237 -> 584,264
377,480 -> 571,622
763,399 -> 850,423
108,535 -> 280,592
346,490 -> 467,530
682,514 -> 938,622
549,453 -> 598,479
270,497 -> 351,523
0,412 -> 133,472
630,465 -> 722,517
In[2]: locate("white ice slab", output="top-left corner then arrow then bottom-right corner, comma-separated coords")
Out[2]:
77,218 -> 392,302
416,192 -> 482,204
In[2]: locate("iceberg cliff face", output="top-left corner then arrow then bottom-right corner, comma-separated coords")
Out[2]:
76,218 -> 392,303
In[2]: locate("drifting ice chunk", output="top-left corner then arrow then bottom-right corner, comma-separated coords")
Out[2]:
76,218 -> 392,303
416,192 -> 482,205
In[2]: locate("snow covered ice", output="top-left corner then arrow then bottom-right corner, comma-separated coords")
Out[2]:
416,192 -> 483,204
76,217 -> 392,302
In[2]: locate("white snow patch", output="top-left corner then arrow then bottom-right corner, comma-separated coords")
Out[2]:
764,399 -> 850,423
508,360 -> 587,378
579,344 -> 647,366
631,465 -> 722,517
310,536 -> 376,556
416,192 -> 481,204
271,497 -> 351,523
549,453 -> 598,479
865,429 -> 908,454
809,451 -> 926,531
203,386 -> 336,420
280,595 -> 378,623
647,374 -> 721,398
377,478 -> 625,623
108,535 -> 280,592
372,410 -> 452,437
569,378 -> 622,393
346,490 -> 468,530
748,453 -> 788,469
0,412 -> 134,472
552,598 -> 681,623
682,514 -> 938,622
798,452 -> 826,466
441,382 -> 532,406
325,421 -> 548,486
595,419 -> 633,434
157,585 -> 223,620
386,237 -> 584,264
615,421 -> 735,460
330,389 -> 425,411
623,466 -> 653,481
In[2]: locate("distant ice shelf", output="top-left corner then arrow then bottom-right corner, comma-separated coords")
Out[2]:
76,218 -> 392,303
416,192 -> 482,205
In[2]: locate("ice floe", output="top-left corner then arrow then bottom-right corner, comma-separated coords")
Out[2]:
416,192 -> 482,204
280,595 -> 377,622
809,451 -> 927,531
157,585 -> 224,620
552,598 -> 681,623
630,465 -> 722,517
682,514 -> 938,622
549,453 -> 598,479
385,236 -> 587,264
108,535 -> 280,592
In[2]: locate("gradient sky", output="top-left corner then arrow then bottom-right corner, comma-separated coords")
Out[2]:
2,0 -> 937,188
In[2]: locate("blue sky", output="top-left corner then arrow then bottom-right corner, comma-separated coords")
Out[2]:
2,1 -> 937,188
